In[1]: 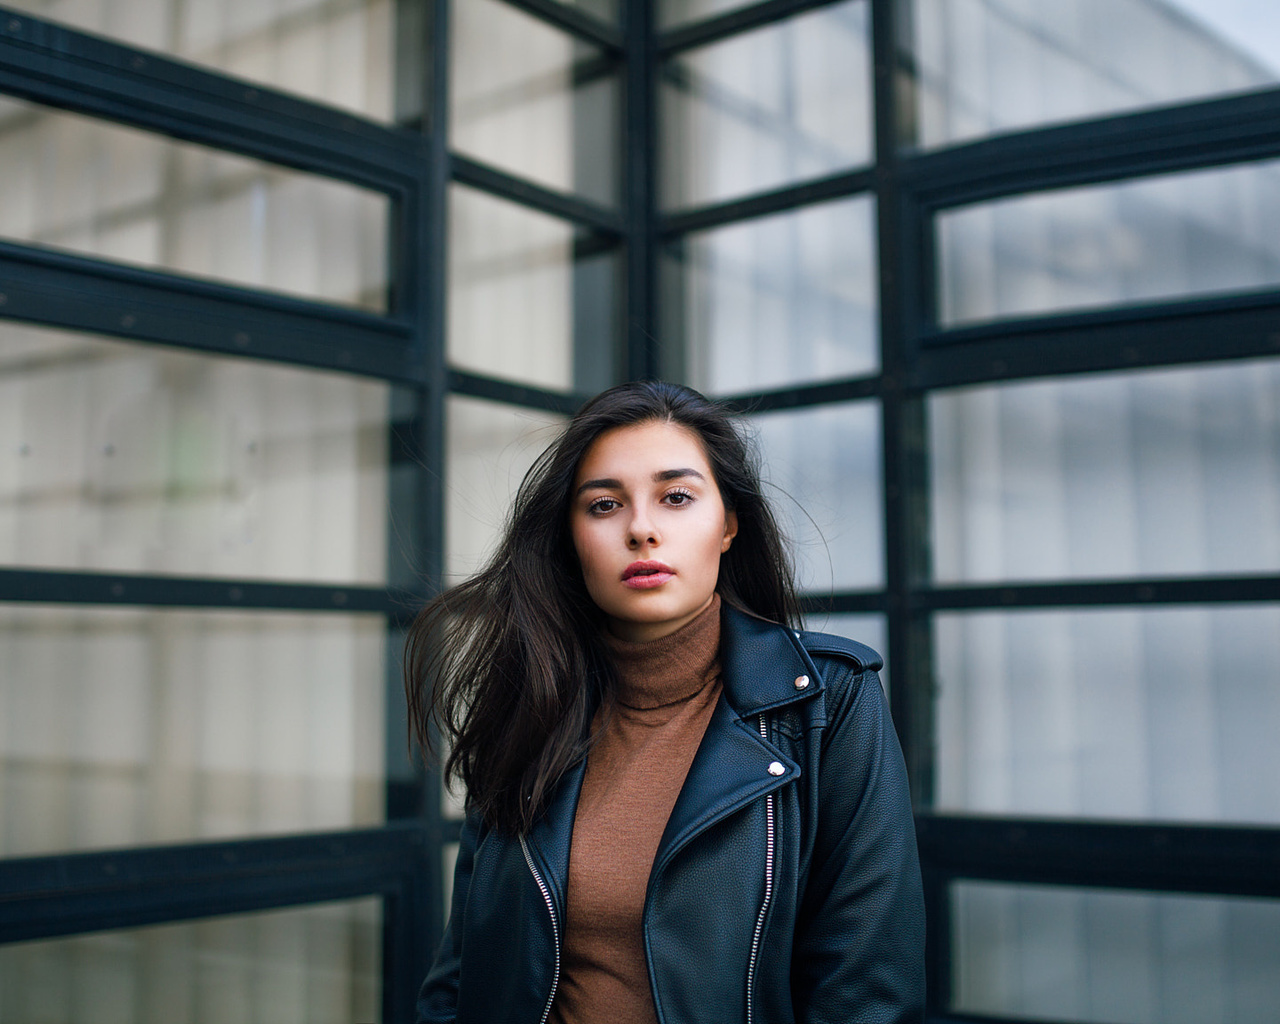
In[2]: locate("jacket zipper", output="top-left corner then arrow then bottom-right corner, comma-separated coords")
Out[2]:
519,834 -> 561,1024
745,714 -> 776,1024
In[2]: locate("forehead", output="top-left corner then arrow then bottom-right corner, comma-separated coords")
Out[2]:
574,420 -> 712,482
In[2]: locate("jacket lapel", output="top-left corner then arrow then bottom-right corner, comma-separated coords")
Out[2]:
523,755 -> 587,915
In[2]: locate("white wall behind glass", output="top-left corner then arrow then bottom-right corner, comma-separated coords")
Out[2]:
912,0 -> 1279,148
0,898 -> 380,1024
0,97 -> 389,311
930,360 -> 1280,582
953,882 -> 1280,1024
447,186 -> 579,391
4,0 -> 394,120
751,402 -> 884,593
0,606 -> 385,857
445,396 -> 565,581
0,324 -> 389,582
935,606 -> 1280,824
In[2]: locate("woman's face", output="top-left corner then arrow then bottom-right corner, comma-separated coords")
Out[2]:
570,420 -> 738,642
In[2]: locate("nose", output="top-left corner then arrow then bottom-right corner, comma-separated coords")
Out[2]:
627,509 -> 659,549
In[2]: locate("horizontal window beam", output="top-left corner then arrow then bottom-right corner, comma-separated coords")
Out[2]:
449,369 -> 588,416
499,0 -> 624,54
0,823 -> 429,945
916,575 -> 1280,611
916,814 -> 1280,899
718,374 -> 882,413
659,0 -> 847,57
0,567 -> 426,621
904,86 -> 1280,210
799,591 -> 886,615
451,154 -> 624,235
661,166 -> 875,237
0,11 -> 424,190
0,242 -> 421,382
913,291 -> 1280,389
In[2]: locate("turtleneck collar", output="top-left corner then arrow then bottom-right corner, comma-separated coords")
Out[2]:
603,594 -> 722,710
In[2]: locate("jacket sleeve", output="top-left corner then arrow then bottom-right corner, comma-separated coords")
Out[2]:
791,659 -> 926,1024
416,810 -> 482,1024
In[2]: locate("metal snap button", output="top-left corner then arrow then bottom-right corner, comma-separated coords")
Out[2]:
767,761 -> 785,776
794,674 -> 810,689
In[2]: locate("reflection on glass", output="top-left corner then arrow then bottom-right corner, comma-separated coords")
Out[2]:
938,161 -> 1280,326
0,898 -> 380,1024
952,882 -> 1280,1024
4,0 -> 393,120
751,402 -> 883,593
659,0 -> 755,28
446,396 -> 566,581
0,98 -> 389,310
661,1 -> 872,209
668,196 -> 878,393
451,0 -> 618,206
0,606 -> 385,857
911,0 -> 1280,148
929,360 -> 1280,582
449,186 -> 617,391
0,324 -> 390,583
934,606 -> 1280,824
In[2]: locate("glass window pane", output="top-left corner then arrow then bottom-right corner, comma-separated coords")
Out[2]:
0,324 -> 389,584
449,185 -> 618,391
937,161 -> 1280,327
934,606 -> 1280,824
666,196 -> 879,393
952,882 -> 1280,1024
661,1 -> 872,209
0,606 -> 385,857
0,898 -> 380,1024
3,0 -> 394,121
929,360 -> 1280,583
446,396 -> 566,581
751,402 -> 884,592
451,0 -> 619,206
0,98 -> 389,311
910,0 -> 1280,149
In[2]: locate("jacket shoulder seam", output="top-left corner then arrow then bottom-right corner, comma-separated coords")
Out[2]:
796,630 -> 883,673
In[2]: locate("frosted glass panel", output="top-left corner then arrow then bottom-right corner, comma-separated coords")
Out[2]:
953,882 -> 1280,1024
449,186 -> 617,391
445,396 -> 566,581
937,161 -> 1280,326
4,0 -> 394,120
0,98 -> 389,311
751,402 -> 883,592
671,196 -> 878,393
0,323 -> 389,583
0,898 -> 380,1024
911,0 -> 1280,148
452,0 -> 618,206
0,606 -> 385,857
934,606 -> 1280,824
661,1 -> 872,209
929,360 -> 1280,583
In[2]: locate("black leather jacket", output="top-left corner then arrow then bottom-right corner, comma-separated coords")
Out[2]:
418,606 -> 925,1024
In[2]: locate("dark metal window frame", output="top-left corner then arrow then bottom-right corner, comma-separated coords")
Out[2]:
3,1 -> 1280,1022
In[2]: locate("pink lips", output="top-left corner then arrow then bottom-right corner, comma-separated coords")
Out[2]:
621,560 -> 675,589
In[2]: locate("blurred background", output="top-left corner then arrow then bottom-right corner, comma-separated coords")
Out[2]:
0,0 -> 1277,1021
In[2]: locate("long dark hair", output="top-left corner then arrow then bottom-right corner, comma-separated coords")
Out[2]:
404,381 -> 799,834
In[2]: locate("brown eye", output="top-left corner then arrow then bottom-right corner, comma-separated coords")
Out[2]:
587,497 -> 619,515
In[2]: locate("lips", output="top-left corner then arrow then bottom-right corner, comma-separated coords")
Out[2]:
622,560 -> 675,589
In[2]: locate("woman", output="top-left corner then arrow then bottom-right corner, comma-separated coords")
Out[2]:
406,381 -> 925,1024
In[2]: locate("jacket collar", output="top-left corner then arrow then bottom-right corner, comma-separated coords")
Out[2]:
719,603 -> 825,717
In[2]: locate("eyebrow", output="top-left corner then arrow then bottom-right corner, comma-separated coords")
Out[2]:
575,467 -> 706,497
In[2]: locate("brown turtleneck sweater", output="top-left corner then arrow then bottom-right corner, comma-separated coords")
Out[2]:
550,596 -> 723,1024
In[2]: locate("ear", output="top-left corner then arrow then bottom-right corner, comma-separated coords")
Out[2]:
721,510 -> 739,553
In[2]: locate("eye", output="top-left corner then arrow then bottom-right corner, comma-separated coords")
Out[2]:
663,488 -> 694,507
586,496 -> 620,515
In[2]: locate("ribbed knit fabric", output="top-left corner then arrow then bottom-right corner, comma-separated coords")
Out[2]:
549,596 -> 723,1024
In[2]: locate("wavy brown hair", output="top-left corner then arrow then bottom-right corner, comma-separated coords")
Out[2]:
404,381 -> 799,834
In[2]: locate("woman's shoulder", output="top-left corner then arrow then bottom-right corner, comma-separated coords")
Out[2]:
793,628 -> 883,676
